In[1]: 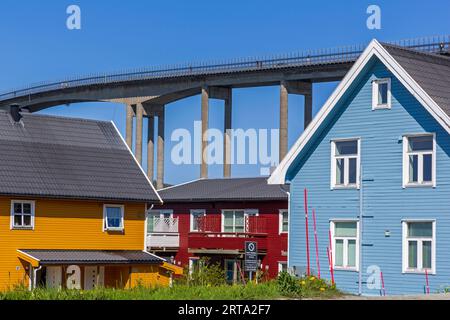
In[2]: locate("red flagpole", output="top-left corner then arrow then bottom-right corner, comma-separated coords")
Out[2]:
380,271 -> 386,296
425,269 -> 430,294
304,189 -> 311,276
328,230 -> 335,285
312,209 -> 321,279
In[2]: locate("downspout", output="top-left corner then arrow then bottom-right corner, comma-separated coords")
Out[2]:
358,165 -> 363,295
279,185 -> 290,272
32,265 -> 43,290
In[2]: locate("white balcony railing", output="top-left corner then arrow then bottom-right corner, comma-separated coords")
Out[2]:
149,217 -> 179,233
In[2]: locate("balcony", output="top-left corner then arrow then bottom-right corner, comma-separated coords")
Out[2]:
188,215 -> 268,251
147,217 -> 179,249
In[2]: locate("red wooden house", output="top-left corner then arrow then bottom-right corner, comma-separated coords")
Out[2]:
147,177 -> 289,282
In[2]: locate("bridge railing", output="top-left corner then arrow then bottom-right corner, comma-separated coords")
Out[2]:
0,35 -> 448,101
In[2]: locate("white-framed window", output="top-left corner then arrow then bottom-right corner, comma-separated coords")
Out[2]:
372,78 -> 391,110
222,209 -> 258,233
11,200 -> 35,229
278,262 -> 288,273
279,210 -> 289,233
402,134 -> 436,188
330,220 -> 359,271
103,204 -> 124,231
331,139 -> 360,189
190,209 -> 206,232
402,220 -> 436,274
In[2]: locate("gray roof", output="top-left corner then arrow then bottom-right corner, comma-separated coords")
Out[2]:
0,111 -> 160,202
382,43 -> 450,117
159,177 -> 289,202
19,249 -> 163,265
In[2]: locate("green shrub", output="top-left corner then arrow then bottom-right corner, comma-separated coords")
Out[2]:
276,271 -> 340,298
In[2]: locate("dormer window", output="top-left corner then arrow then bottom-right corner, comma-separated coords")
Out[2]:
372,78 -> 391,110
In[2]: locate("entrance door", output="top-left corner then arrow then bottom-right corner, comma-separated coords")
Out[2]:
46,266 -> 62,289
84,266 -> 104,290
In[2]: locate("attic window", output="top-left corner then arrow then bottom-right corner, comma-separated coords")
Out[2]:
372,78 -> 391,110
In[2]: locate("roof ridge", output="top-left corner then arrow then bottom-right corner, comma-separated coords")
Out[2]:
19,111 -> 112,124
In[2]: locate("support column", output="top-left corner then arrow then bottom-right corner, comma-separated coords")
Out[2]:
223,89 -> 232,178
304,91 -> 313,129
125,104 -> 134,148
156,107 -> 165,190
147,114 -> 155,183
201,87 -> 209,179
279,81 -> 288,161
135,103 -> 144,164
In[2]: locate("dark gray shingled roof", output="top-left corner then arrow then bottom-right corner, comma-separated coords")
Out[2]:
19,249 -> 163,265
382,43 -> 450,117
159,177 -> 289,202
0,111 -> 160,202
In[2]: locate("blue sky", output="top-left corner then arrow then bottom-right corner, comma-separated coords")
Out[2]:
0,0 -> 448,185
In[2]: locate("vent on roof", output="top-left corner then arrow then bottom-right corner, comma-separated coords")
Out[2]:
9,104 -> 22,122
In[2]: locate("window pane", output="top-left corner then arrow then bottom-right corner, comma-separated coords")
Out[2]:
408,241 -> 418,269
347,240 -> 356,267
348,158 -> 357,184
409,155 -> 418,183
14,214 -> 22,226
282,212 -> 289,232
106,207 -> 122,228
336,159 -> 345,185
422,241 -> 432,269
14,203 -> 22,214
336,141 -> 358,155
235,211 -> 244,231
378,82 -> 388,105
224,211 -> 234,232
22,203 -> 31,214
335,222 -> 357,237
335,240 -> 344,267
23,215 -> 32,226
409,136 -> 433,152
423,154 -> 432,182
408,222 -> 432,237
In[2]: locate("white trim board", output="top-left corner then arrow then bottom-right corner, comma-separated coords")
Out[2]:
269,39 -> 450,185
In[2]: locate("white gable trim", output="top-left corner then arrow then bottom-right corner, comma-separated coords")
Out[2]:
269,39 -> 450,185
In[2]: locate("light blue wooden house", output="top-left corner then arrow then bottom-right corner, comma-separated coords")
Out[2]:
269,39 -> 450,295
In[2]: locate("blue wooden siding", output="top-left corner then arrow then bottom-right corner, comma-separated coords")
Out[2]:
288,57 -> 450,295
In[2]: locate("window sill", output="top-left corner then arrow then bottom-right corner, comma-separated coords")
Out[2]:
12,226 -> 34,230
331,185 -> 359,190
402,270 -> 435,275
403,183 -> 435,189
105,228 -> 124,232
334,266 -> 358,272
372,105 -> 391,110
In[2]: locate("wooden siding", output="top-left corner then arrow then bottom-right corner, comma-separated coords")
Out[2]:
288,57 -> 450,295
0,197 -> 171,291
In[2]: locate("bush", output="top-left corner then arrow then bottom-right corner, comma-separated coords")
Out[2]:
276,271 -> 340,298
178,257 -> 227,287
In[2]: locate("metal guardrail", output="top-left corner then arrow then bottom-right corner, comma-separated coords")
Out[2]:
0,35 -> 448,101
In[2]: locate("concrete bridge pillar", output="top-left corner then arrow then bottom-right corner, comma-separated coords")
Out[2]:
135,103 -> 144,164
156,107 -> 165,190
201,87 -> 209,179
125,104 -> 135,148
147,114 -> 155,183
279,80 -> 313,161
223,89 -> 232,178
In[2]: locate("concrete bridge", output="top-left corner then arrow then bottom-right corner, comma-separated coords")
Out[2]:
1,36 -> 448,188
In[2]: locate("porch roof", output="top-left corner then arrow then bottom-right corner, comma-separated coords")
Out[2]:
17,249 -> 164,266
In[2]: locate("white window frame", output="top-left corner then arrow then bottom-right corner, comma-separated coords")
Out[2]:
330,219 -> 360,271
372,78 -> 391,110
221,209 -> 259,233
330,138 -> 361,189
147,209 -> 174,233
190,209 -> 206,232
402,219 -> 436,274
279,209 -> 289,234
402,133 -> 436,188
103,204 -> 125,232
10,200 -> 35,230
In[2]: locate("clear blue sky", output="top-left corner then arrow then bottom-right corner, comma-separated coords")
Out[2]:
0,0 -> 448,185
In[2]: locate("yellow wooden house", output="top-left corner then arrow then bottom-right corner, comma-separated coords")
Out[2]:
0,108 -> 181,291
